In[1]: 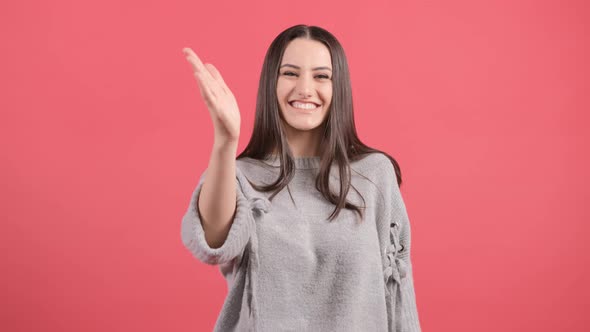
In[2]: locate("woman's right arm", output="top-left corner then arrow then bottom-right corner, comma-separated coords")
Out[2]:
180,47 -> 253,265
181,158 -> 255,265
198,140 -> 239,249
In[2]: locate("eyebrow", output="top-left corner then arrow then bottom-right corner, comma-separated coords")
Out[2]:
280,64 -> 332,71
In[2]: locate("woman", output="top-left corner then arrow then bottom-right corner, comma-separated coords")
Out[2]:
181,24 -> 422,332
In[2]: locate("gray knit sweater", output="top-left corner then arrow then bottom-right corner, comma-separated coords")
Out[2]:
181,153 -> 422,331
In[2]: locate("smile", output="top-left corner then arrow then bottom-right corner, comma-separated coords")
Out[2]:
289,101 -> 321,112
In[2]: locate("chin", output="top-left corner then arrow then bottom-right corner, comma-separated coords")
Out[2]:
281,116 -> 326,132
290,123 -> 322,132
280,105 -> 328,131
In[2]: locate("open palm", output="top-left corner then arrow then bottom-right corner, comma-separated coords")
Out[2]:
183,47 -> 241,143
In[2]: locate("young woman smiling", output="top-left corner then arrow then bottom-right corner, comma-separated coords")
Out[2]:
181,24 -> 422,332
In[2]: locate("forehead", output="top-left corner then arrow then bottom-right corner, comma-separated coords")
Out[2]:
281,38 -> 332,67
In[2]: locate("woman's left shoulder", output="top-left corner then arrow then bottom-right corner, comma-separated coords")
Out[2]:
351,152 -> 394,175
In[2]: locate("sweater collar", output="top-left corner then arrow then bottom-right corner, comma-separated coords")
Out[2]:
261,155 -> 321,169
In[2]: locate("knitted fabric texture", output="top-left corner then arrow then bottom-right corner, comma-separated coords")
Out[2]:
181,153 -> 422,331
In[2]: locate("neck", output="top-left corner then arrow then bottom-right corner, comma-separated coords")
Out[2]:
280,122 -> 324,157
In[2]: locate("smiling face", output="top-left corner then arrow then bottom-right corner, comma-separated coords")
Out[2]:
276,38 -> 333,135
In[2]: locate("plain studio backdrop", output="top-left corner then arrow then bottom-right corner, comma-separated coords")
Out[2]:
1,0 -> 588,331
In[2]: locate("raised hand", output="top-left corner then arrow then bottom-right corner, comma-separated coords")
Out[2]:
183,47 -> 241,145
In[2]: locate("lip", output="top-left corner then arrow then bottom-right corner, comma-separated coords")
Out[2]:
289,100 -> 321,107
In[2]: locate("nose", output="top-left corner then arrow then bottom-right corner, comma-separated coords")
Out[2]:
295,73 -> 313,98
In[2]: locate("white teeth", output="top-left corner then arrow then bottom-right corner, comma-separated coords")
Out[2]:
290,101 -> 319,110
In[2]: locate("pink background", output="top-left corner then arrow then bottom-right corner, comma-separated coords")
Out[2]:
2,0 -> 588,331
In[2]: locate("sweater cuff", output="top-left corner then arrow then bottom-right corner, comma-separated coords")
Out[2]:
180,170 -> 255,266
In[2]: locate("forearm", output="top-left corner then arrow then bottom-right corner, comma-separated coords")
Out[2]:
197,140 -> 239,249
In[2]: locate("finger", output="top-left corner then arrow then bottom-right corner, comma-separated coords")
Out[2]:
204,63 -> 230,95
183,48 -> 219,99
183,48 -> 217,85
194,71 -> 216,105
182,47 -> 206,74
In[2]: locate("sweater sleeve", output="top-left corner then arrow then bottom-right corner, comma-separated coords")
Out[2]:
180,166 -> 257,266
379,157 -> 422,332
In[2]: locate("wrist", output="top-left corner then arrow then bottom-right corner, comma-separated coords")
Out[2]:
212,138 -> 239,153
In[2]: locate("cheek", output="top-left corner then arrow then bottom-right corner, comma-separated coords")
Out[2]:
321,84 -> 332,99
276,80 -> 289,99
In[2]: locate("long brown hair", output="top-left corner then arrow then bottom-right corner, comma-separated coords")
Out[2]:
237,24 -> 403,223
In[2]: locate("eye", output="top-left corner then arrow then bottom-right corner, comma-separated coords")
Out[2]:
282,71 -> 331,80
